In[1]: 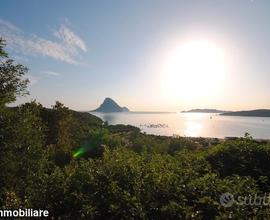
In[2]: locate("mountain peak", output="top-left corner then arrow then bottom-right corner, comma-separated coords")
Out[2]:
92,98 -> 129,113
104,97 -> 114,102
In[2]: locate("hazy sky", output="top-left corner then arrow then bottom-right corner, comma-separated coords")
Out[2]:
0,0 -> 269,111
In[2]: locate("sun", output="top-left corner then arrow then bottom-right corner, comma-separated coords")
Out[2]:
161,39 -> 227,102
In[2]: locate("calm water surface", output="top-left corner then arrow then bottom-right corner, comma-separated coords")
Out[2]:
91,112 -> 270,139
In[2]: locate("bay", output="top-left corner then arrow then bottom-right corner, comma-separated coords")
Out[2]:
91,112 -> 270,139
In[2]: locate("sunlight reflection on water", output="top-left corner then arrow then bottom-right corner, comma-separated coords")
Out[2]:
185,121 -> 203,137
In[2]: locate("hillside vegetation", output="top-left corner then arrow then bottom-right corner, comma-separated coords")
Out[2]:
1,38 -> 270,219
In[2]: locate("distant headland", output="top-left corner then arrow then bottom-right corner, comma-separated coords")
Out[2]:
221,109 -> 270,117
182,108 -> 270,117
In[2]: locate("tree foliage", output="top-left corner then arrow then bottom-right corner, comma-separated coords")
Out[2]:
0,38 -> 29,107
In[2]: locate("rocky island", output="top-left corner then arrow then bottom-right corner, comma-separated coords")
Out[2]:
92,97 -> 129,113
181,109 -> 228,113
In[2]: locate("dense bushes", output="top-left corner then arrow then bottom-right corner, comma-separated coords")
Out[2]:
13,147 -> 266,219
206,138 -> 270,191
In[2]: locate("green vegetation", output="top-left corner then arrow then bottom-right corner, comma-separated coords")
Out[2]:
1,38 -> 270,219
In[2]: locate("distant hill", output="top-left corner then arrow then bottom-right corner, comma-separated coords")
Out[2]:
182,109 -> 228,113
92,97 -> 129,113
221,109 -> 270,117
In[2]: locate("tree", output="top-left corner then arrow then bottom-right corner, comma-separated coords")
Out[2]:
0,38 -> 29,107
0,39 -> 41,208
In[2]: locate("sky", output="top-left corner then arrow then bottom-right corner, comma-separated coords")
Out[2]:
0,0 -> 270,111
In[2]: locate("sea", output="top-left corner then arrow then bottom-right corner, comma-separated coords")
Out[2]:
91,112 -> 270,139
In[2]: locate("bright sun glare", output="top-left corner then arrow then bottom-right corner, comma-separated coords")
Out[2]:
162,39 -> 227,102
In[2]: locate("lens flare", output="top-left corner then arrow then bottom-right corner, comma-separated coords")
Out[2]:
72,141 -> 92,159
72,147 -> 85,159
